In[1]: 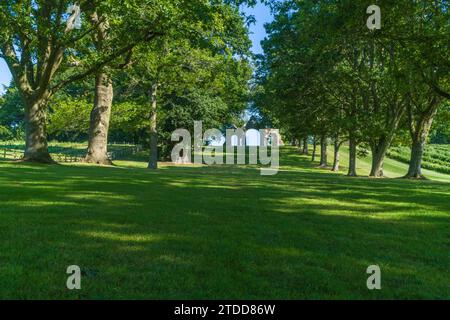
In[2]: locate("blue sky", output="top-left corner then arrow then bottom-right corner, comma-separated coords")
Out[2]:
0,3 -> 272,94
0,59 -> 10,93
244,2 -> 272,55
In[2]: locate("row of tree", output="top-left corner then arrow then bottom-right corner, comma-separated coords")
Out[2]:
0,0 -> 255,167
256,0 -> 449,178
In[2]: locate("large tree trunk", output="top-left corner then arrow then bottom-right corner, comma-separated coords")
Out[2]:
370,153 -> 384,177
148,83 -> 158,169
369,108 -> 405,178
348,136 -> 357,177
319,135 -> 328,167
405,97 -> 439,178
85,72 -> 113,165
23,97 -> 54,163
407,139 -> 425,178
369,139 -> 390,178
302,137 -> 309,155
85,12 -> 113,165
311,136 -> 317,162
332,137 -> 340,172
406,111 -> 438,178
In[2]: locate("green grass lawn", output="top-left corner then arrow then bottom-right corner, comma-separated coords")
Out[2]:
0,147 -> 449,299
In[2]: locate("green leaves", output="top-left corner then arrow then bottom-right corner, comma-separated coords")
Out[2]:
256,0 -> 449,146
0,1 -> 252,145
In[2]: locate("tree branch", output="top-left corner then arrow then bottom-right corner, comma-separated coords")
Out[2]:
51,31 -> 163,94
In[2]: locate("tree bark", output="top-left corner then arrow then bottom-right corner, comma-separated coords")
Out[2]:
369,107 -> 405,178
348,136 -> 357,177
84,12 -> 114,165
405,99 -> 439,178
319,135 -> 328,167
85,72 -> 113,165
311,136 -> 317,162
302,137 -> 309,155
332,138 -> 340,172
369,139 -> 390,178
406,139 -> 425,178
23,97 -> 54,163
2,6 -> 154,166
148,83 -> 158,169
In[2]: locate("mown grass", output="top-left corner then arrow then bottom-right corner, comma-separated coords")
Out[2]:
337,145 -> 450,182
0,147 -> 448,299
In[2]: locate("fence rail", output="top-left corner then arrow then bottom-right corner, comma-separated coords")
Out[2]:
0,145 -> 142,163
108,145 -> 142,161
0,148 -> 24,160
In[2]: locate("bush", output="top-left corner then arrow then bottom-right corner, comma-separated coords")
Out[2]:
0,125 -> 14,140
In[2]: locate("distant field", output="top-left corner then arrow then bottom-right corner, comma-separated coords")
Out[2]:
387,144 -> 450,175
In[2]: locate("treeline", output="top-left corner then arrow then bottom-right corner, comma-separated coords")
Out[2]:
255,0 -> 449,178
0,0 -> 256,168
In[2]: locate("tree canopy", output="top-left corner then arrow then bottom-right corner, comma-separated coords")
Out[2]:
255,0 -> 449,178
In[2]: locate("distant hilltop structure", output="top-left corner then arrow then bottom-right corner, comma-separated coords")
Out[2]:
228,117 -> 284,147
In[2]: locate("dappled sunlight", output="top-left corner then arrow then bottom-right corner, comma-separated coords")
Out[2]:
77,221 -> 136,230
0,0 -> 448,301
65,191 -> 135,202
0,146 -> 448,299
3,200 -> 79,209
78,230 -> 173,243
165,180 -> 242,190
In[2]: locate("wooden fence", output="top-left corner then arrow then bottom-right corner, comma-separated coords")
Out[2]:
108,145 -> 142,161
0,145 -> 142,163
0,148 -> 24,160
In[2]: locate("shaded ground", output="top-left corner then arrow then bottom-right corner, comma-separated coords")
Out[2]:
0,147 -> 448,299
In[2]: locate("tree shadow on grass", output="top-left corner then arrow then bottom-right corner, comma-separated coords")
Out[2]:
0,158 -> 448,299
